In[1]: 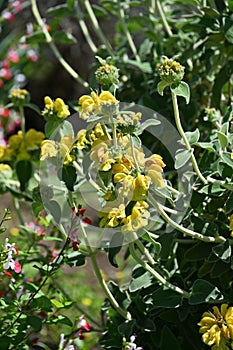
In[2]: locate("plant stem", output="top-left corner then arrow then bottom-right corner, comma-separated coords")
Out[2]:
130,135 -> 140,171
150,195 -> 226,243
19,106 -> 26,139
129,242 -> 189,298
80,222 -> 131,320
171,91 -> 207,185
12,196 -> 24,225
155,0 -> 173,37
31,0 -> 89,88
74,2 -> 98,53
118,3 -> 141,63
83,0 -> 114,56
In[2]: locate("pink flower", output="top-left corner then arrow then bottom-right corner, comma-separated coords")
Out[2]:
25,222 -> 44,236
2,10 -> 14,22
14,261 -> 21,273
7,49 -> 19,63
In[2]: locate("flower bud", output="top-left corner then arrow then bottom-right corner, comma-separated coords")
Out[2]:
95,63 -> 119,86
157,56 -> 185,84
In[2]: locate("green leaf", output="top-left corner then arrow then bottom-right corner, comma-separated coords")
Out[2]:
171,81 -> 190,104
126,59 -> 152,73
23,31 -> 46,44
141,231 -> 161,257
145,287 -> 183,309
194,142 -> 215,152
118,319 -> 136,338
189,279 -> 223,304
45,120 -> 62,138
62,165 -> 77,191
27,103 -> 41,115
160,326 -> 181,350
157,80 -> 169,96
0,336 -> 10,350
50,315 -> 73,326
217,131 -> 228,149
34,296 -> 52,312
15,160 -> 33,191
54,31 -> 77,44
175,149 -> 193,169
47,4 -> 71,16
27,316 -> 42,332
135,118 -> 160,135
212,240 -> 231,262
185,129 -> 200,145
45,200 -> 61,224
129,271 -> 152,292
108,232 -> 124,268
220,152 -> 233,168
131,134 -> 141,148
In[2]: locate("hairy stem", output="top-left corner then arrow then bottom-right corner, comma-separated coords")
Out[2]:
31,0 -> 89,88
155,0 -> 173,37
83,0 -> 113,56
171,91 -> 207,185
150,195 -> 226,243
80,222 -> 131,320
129,242 -> 189,298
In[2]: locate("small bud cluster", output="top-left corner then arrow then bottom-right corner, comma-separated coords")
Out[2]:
157,56 -> 185,84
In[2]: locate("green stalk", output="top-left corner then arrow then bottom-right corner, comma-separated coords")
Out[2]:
74,2 -> 98,53
129,242 -> 189,298
83,0 -> 114,56
118,3 -> 141,63
31,0 -> 89,88
19,106 -> 26,140
130,136 -> 140,172
80,222 -> 131,320
171,91 -> 207,185
155,0 -> 173,37
150,195 -> 226,243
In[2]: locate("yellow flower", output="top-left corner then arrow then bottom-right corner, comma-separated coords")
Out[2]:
40,140 -> 57,160
44,96 -> 54,110
121,201 -> 150,233
78,91 -> 118,119
0,163 -> 12,172
9,88 -> 30,106
42,96 -> 70,119
198,304 -> 233,350
54,98 -> 70,119
145,154 -> 165,188
25,129 -> 44,149
132,173 -> 149,201
8,131 -> 23,150
76,129 -> 90,149
99,203 -> 126,228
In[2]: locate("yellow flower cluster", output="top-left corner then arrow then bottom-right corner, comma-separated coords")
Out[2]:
95,63 -> 119,85
40,134 -> 74,164
116,112 -> 141,134
99,200 -> 150,233
76,123 -> 106,150
9,88 -> 30,107
0,164 -> 12,172
198,304 -> 233,350
88,134 -> 165,233
0,129 -> 44,161
42,96 -> 70,119
157,56 -> 185,84
78,91 -> 118,120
